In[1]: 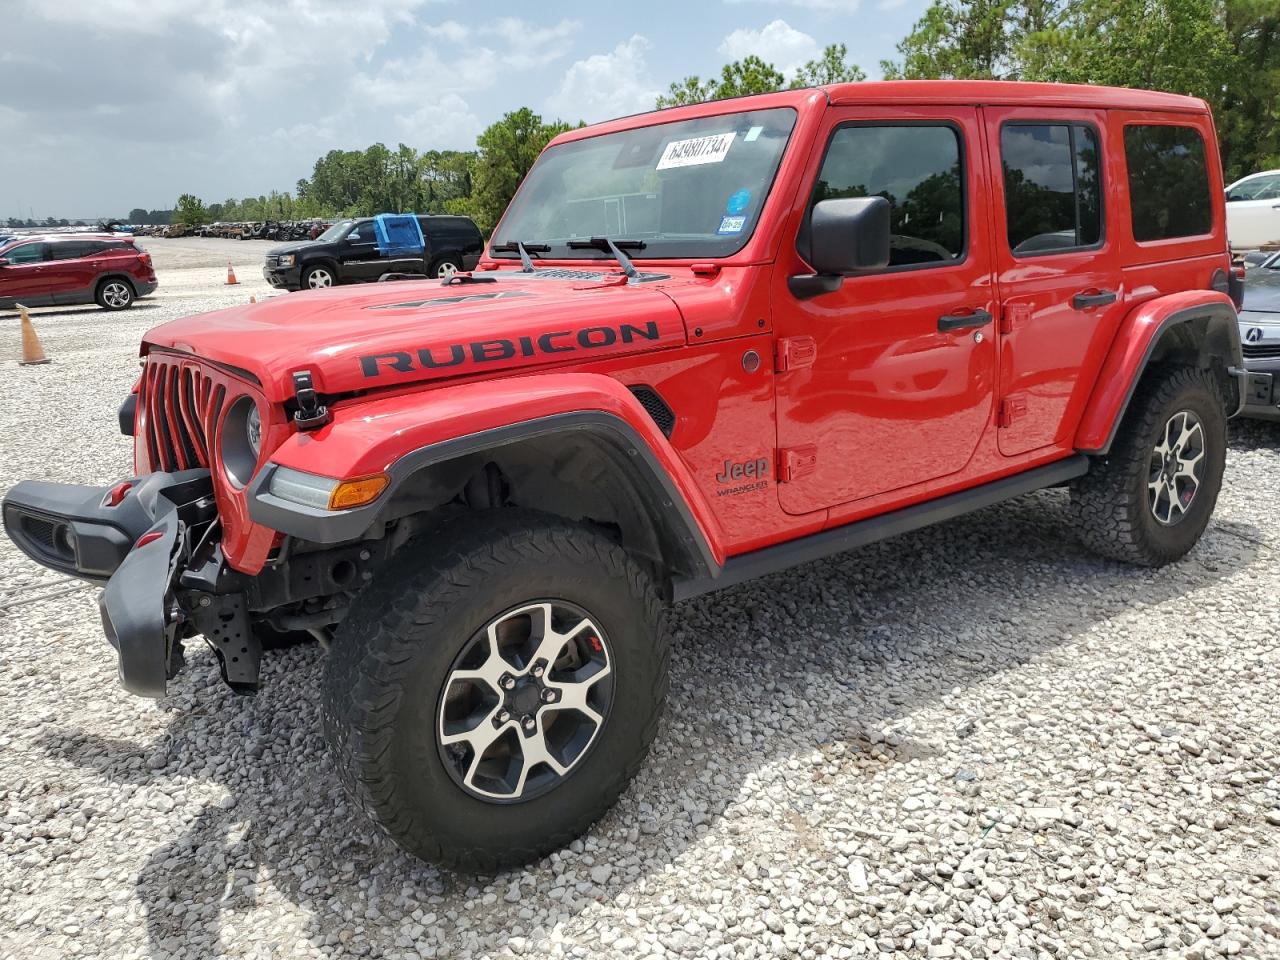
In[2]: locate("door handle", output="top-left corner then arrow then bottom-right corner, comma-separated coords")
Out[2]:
937,308 -> 993,332
1072,289 -> 1118,310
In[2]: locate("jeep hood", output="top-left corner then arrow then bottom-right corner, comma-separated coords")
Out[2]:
142,275 -> 687,398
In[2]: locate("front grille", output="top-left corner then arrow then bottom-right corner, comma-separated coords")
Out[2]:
1243,343 -> 1280,361
139,355 -> 227,471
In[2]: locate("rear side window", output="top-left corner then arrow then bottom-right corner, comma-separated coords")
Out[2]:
1001,123 -> 1102,255
1124,125 -> 1213,241
49,241 -> 103,260
812,124 -> 965,266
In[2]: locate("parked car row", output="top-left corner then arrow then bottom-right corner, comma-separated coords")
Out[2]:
134,220 -> 331,240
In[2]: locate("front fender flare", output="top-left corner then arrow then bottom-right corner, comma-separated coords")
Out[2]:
247,373 -> 724,575
1074,291 -> 1244,455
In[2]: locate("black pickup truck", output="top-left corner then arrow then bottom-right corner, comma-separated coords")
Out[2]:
262,214 -> 483,291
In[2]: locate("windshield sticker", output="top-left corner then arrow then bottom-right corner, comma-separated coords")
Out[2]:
717,215 -> 747,235
656,132 -> 737,170
726,189 -> 751,215
744,126 -> 763,143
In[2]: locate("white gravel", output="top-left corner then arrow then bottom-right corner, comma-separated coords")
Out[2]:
1,263 -> 1279,959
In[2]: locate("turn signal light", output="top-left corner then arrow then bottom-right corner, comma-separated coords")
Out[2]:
328,474 -> 389,510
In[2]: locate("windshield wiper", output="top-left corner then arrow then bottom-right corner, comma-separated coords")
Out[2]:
565,236 -> 645,279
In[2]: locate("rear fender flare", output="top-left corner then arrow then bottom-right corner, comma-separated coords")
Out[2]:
1074,291 -> 1244,455
247,372 -> 724,577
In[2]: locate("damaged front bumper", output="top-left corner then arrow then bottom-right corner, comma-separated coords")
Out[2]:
1,470 -> 258,698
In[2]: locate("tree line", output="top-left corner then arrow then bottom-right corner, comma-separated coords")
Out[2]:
148,0 -> 1277,234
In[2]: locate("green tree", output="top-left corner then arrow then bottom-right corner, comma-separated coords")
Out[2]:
174,193 -> 208,227
1022,0 -> 1233,103
468,108 -> 576,233
1217,0 -> 1280,182
657,55 -> 788,107
789,43 -> 867,87
884,0 -> 1063,79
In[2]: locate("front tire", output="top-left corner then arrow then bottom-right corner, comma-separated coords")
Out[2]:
322,510 -> 669,869
96,278 -> 134,310
301,264 -> 336,289
1070,366 -> 1226,566
429,257 -> 460,279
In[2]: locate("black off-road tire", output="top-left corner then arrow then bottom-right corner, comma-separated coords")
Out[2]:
1069,365 -> 1226,566
321,510 -> 670,870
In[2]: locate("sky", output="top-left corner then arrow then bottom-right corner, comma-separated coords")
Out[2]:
0,0 -> 932,220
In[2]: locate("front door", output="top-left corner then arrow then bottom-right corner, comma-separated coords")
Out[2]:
0,242 -> 52,306
338,221 -> 384,281
982,106 -> 1125,456
774,107 -> 998,515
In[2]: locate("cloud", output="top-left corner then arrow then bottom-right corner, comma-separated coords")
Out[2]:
724,0 -> 860,11
0,2 -> 579,216
718,19 -> 820,75
545,35 -> 661,123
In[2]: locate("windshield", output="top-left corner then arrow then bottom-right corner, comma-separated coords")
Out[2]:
492,107 -> 797,260
316,220 -> 353,243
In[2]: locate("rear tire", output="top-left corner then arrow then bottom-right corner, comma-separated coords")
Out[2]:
1070,366 -> 1226,566
322,510 -> 669,869
429,256 -> 461,279
96,278 -> 134,311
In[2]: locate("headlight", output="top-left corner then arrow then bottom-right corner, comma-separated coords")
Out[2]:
276,254 -> 295,267
267,466 -> 389,511
246,404 -> 261,458
220,396 -> 263,489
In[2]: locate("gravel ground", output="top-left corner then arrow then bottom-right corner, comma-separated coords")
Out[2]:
1,272 -> 1279,960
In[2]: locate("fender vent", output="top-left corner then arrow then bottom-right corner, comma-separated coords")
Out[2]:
629,386 -> 676,438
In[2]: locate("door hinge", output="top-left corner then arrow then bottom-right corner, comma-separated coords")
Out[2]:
1000,302 -> 1032,335
775,336 -> 817,372
998,396 -> 1028,428
778,445 -> 818,482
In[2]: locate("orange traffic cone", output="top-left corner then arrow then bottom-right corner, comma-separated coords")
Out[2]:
226,261 -> 239,285
17,304 -> 50,366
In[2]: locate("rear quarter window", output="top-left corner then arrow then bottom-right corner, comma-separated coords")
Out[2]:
1123,124 -> 1213,242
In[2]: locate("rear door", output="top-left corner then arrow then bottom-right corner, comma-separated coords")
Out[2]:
47,240 -> 100,303
773,106 -> 999,515
982,106 -> 1125,456
0,241 -> 51,305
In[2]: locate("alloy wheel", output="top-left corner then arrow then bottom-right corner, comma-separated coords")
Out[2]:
103,282 -> 132,308
307,269 -> 333,288
1147,409 -> 1205,525
436,600 -> 613,802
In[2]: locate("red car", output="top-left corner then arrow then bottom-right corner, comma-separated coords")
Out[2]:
0,233 -> 158,310
3,82 -> 1246,869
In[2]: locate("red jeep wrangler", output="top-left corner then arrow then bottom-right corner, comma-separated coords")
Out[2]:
3,82 -> 1246,869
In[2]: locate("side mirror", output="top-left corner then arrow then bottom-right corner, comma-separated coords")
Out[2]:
790,196 -> 891,299
0,258 -> 9,267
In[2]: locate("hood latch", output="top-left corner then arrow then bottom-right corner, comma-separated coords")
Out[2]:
291,370 -> 332,431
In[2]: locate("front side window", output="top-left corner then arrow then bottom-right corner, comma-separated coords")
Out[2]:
811,124 -> 965,266
1001,123 -> 1103,255
1124,124 -> 1213,242
3,242 -> 45,264
1226,174 -> 1280,202
493,107 -> 798,260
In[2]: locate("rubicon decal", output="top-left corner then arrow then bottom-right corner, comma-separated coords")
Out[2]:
360,321 -> 663,378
